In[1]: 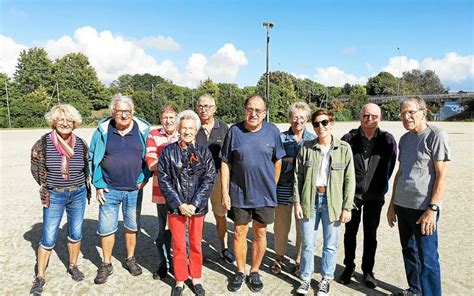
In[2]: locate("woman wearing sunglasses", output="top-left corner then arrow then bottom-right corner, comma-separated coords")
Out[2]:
293,109 -> 355,296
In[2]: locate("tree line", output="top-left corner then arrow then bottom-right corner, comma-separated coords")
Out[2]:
1,47 -> 451,128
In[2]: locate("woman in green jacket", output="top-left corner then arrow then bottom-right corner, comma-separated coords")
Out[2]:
293,109 -> 356,296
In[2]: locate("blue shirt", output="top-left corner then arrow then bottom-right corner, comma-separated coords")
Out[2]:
220,122 -> 285,208
276,127 -> 316,205
101,121 -> 143,191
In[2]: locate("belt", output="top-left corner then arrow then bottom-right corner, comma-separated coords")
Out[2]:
48,185 -> 82,193
316,186 -> 327,193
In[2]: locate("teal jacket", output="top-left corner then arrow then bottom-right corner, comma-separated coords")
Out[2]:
89,116 -> 151,189
293,136 -> 356,222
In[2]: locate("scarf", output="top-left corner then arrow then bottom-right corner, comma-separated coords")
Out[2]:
50,130 -> 76,180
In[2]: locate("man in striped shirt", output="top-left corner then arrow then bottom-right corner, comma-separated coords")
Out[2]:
145,105 -> 179,280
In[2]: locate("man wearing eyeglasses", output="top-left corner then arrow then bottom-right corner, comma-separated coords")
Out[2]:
387,97 -> 450,296
194,94 -> 235,265
221,95 -> 285,293
338,103 -> 397,289
89,94 -> 151,284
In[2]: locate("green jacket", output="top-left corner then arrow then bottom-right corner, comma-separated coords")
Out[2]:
293,136 -> 356,222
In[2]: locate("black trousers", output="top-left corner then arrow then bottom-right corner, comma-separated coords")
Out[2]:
343,197 -> 384,274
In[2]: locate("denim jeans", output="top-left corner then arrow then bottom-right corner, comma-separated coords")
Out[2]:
97,189 -> 139,236
155,204 -> 172,270
41,185 -> 87,249
299,192 -> 341,281
395,205 -> 441,296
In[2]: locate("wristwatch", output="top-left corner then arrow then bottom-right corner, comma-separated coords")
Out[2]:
428,204 -> 440,212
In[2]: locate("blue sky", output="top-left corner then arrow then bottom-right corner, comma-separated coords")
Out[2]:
1,0 -> 473,91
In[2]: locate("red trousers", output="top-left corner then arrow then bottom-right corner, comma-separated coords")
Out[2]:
168,214 -> 205,281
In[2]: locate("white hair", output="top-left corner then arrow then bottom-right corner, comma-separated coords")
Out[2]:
176,110 -> 201,130
109,93 -> 134,113
288,101 -> 311,120
197,94 -> 216,106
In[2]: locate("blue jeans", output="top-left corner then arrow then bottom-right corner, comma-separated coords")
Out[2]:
395,205 -> 441,296
299,193 -> 341,281
41,185 -> 87,249
98,189 -> 139,236
155,204 -> 172,270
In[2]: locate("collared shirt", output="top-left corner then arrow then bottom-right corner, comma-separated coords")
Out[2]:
101,121 -> 143,191
145,127 -> 179,204
196,118 -> 228,171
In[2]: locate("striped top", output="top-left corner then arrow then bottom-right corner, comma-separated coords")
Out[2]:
145,128 -> 179,204
45,136 -> 85,188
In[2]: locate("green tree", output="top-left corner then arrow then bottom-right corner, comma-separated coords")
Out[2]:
216,83 -> 245,123
13,47 -> 53,94
196,78 -> 219,98
366,71 -> 398,95
347,85 -> 369,120
380,99 -> 400,121
10,86 -> 51,127
401,69 -> 446,94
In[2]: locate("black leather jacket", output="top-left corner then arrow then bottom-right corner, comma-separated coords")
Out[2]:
158,142 -> 216,215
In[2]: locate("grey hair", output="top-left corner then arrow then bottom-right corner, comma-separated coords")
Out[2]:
109,93 -> 134,113
400,96 -> 427,111
45,104 -> 82,129
288,101 -> 312,120
197,94 -> 216,106
176,110 -> 201,131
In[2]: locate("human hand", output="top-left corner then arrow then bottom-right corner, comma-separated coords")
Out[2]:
416,209 -> 437,235
294,203 -> 303,219
387,204 -> 397,227
222,194 -> 231,211
96,188 -> 109,205
339,209 -> 352,223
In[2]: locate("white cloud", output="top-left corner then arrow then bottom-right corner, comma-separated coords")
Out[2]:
134,36 -> 180,51
421,52 -> 474,82
36,26 -> 247,87
290,72 -> 309,80
382,56 -> 419,78
0,35 -> 27,76
314,66 -> 367,87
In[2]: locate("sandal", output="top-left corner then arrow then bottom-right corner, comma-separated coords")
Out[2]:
271,260 -> 282,275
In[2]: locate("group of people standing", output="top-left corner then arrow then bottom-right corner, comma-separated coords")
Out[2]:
30,93 -> 449,296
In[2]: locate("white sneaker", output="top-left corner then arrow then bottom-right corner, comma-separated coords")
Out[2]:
296,280 -> 311,295
317,278 -> 330,296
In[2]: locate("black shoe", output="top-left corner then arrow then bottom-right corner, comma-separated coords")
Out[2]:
363,272 -> 378,289
247,272 -> 263,292
317,278 -> 330,296
171,285 -> 185,296
338,267 -> 354,285
94,263 -> 113,284
228,272 -> 246,292
67,264 -> 85,282
193,283 -> 205,296
219,248 -> 236,264
30,276 -> 45,295
391,290 -> 420,296
153,266 -> 168,280
124,256 -> 142,276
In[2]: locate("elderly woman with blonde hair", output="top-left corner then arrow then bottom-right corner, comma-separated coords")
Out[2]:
30,104 -> 91,295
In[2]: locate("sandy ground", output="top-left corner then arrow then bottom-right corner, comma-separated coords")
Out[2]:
1,121 -> 473,295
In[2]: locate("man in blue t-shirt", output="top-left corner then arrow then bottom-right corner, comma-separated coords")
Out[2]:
221,95 -> 285,293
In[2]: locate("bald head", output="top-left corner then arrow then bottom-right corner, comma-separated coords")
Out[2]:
360,103 -> 381,134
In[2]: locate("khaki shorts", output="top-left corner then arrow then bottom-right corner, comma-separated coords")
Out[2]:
210,175 -> 227,217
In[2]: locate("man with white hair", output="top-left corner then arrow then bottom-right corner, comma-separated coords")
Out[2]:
89,94 -> 151,285
339,103 -> 397,289
195,94 -> 235,264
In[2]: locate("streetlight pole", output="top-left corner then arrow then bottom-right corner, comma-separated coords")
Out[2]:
263,22 -> 273,122
397,47 -> 401,95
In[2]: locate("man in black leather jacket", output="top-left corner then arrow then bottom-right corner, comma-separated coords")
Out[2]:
158,110 -> 216,296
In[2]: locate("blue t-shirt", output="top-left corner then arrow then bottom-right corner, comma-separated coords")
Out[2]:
220,122 -> 286,208
101,121 -> 143,191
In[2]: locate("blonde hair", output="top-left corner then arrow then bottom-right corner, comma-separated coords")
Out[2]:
45,104 -> 82,129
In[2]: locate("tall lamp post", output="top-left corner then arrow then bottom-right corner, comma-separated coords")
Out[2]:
263,22 -> 274,122
397,47 -> 401,95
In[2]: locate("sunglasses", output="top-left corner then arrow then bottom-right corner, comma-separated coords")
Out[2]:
312,119 -> 330,128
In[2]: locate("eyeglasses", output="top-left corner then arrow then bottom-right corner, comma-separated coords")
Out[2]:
114,110 -> 132,116
312,119 -> 330,128
245,107 -> 266,116
197,105 -> 215,111
362,114 -> 379,120
399,110 -> 422,118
